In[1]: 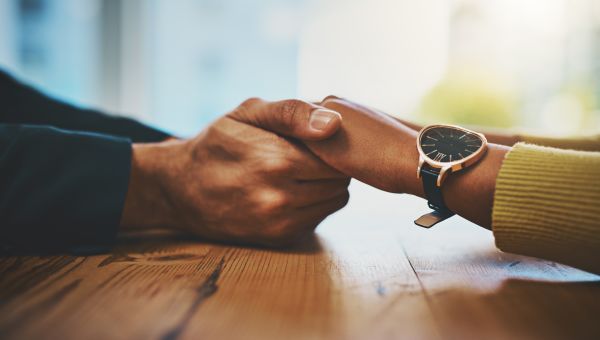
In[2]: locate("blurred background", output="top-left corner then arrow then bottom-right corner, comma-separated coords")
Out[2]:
1,0 -> 599,137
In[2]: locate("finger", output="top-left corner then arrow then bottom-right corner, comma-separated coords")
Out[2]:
288,178 -> 351,207
311,95 -> 341,106
323,97 -> 381,115
218,115 -> 346,180
302,98 -> 413,193
320,94 -> 342,105
227,97 -> 342,141
322,96 -> 396,121
284,142 -> 348,180
293,191 -> 351,231
257,192 -> 350,247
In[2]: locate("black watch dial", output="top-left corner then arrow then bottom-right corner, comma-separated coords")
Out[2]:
419,126 -> 484,163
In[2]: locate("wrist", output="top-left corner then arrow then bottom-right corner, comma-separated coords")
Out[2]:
120,142 -> 180,230
390,127 -> 425,198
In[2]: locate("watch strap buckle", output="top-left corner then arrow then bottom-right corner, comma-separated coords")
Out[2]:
414,210 -> 455,228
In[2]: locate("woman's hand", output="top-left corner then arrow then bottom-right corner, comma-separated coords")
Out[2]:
304,96 -> 511,229
303,97 -> 423,196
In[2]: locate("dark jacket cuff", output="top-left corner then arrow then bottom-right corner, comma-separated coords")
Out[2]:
0,125 -> 133,254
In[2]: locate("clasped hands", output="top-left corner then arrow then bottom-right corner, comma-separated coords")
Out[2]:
120,96 -> 438,246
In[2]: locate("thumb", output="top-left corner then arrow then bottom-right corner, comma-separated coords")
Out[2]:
228,98 -> 342,141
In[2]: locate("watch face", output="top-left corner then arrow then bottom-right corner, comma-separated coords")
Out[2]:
419,126 -> 484,164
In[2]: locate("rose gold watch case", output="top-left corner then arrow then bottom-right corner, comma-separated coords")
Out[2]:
416,124 -> 488,187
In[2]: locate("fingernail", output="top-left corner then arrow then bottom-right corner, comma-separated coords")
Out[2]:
309,109 -> 339,131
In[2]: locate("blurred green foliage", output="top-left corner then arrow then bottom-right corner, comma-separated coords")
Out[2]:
417,70 -> 517,128
563,82 -> 598,132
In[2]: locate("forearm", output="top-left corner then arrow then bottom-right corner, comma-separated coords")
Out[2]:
0,124 -> 131,252
349,123 -> 510,229
395,114 -> 600,151
307,98 -> 509,230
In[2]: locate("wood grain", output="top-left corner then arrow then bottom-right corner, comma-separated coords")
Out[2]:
1,183 -> 599,340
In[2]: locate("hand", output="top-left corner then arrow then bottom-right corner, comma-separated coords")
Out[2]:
303,96 -> 422,195
120,98 -> 351,247
303,96 -> 509,229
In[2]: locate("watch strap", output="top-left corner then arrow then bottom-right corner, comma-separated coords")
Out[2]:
414,165 -> 454,228
420,166 -> 451,212
414,210 -> 454,228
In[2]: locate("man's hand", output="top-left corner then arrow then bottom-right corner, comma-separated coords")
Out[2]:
120,98 -> 350,247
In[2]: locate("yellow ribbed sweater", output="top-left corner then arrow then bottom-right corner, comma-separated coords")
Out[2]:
492,134 -> 600,274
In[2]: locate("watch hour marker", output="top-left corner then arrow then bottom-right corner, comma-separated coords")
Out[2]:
449,154 -> 452,162
433,153 -> 446,162
459,134 -> 467,139
426,136 -> 438,141
458,152 -> 464,158
426,149 -> 437,156
421,144 -> 435,147
435,130 -> 444,138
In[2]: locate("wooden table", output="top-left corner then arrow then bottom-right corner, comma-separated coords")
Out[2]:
1,183 -> 599,340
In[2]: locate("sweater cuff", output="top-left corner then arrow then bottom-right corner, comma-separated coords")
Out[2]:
520,133 -> 600,152
492,143 -> 600,274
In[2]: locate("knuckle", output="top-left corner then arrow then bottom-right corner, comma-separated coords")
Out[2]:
256,189 -> 290,215
281,99 -> 302,113
230,97 -> 263,121
240,97 -> 263,109
331,177 -> 352,188
202,122 -> 225,144
262,157 -> 294,175
280,99 -> 309,123
336,191 -> 351,209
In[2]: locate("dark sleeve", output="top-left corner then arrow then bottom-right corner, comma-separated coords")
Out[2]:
0,69 -> 171,143
0,124 -> 132,253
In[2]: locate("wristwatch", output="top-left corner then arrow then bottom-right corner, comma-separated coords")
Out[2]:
414,124 -> 488,228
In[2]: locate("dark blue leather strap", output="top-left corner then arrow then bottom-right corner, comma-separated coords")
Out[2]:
420,165 -> 453,215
